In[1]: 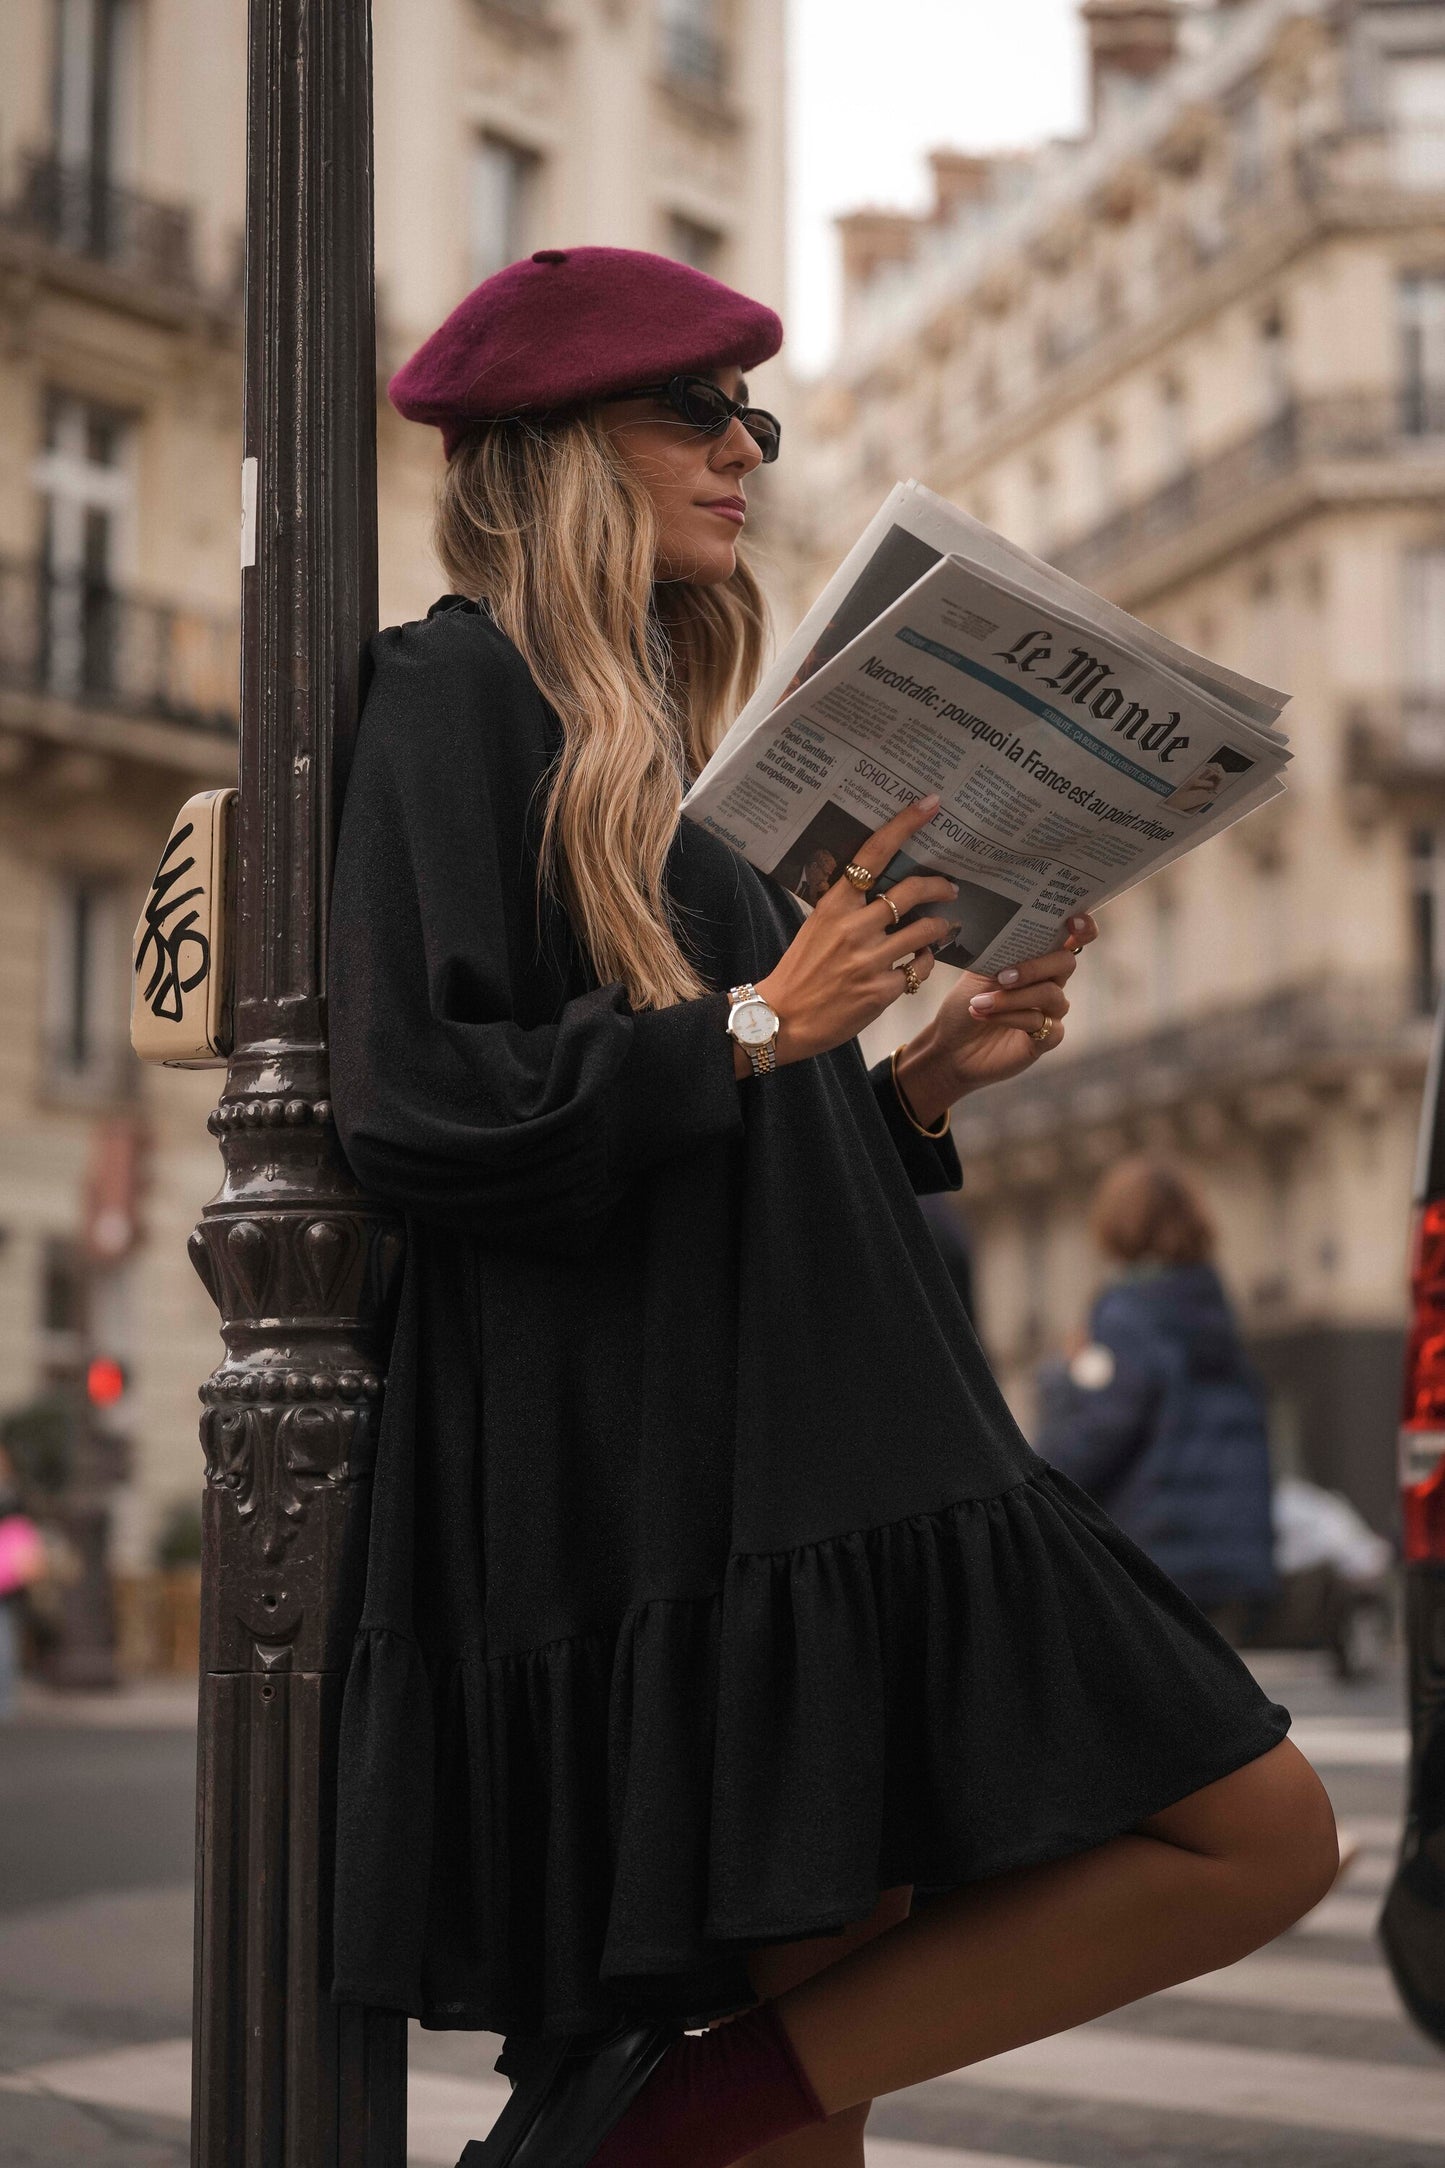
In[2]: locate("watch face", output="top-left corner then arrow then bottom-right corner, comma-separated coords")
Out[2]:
731,997 -> 778,1046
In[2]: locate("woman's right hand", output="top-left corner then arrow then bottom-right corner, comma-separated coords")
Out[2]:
753,795 -> 959,1066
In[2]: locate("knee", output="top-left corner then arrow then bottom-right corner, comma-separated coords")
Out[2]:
1241,1744 -> 1339,1934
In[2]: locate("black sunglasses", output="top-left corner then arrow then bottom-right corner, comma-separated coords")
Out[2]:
615,373 -> 782,463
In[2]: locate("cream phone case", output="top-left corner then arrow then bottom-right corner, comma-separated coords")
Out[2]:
130,786 -> 237,1068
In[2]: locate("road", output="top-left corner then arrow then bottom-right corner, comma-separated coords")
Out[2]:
0,1654 -> 1435,2166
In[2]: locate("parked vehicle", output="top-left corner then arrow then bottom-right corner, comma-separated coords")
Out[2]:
1381,995 -> 1445,2050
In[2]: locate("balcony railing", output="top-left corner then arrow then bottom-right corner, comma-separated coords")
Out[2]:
1345,692 -> 1445,783
955,976 -> 1429,1150
1050,395 -> 1445,586
3,153 -> 196,292
0,559 -> 237,735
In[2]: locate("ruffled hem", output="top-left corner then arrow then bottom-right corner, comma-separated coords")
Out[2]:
331,1462 -> 1289,2036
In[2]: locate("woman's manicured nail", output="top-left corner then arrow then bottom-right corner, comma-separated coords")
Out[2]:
948,881 -> 960,895
998,966 -> 1020,986
918,792 -> 940,812
970,993 -> 997,1013
1068,915 -> 1088,931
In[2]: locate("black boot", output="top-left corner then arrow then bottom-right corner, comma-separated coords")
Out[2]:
455,2014 -> 683,2167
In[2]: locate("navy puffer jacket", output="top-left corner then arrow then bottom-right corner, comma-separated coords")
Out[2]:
1035,1262 -> 1276,1609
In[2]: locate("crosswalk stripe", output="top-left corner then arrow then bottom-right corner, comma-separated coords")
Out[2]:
1157,1950 -> 1401,2018
865,2145 -> 1075,2167
1289,1720 -> 1408,1766
0,2037 -> 190,2117
1286,1889 -> 1381,1939
0,2047 -> 1081,2168
398,2076 -> 1098,2168
936,2027 -> 1445,2143
0,1929 -> 1420,2163
1340,1814 -> 1405,1847
407,2070 -> 510,2162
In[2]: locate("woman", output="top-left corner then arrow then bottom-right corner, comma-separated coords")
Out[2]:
325,248 -> 1336,2168
1035,1157 -> 1278,1635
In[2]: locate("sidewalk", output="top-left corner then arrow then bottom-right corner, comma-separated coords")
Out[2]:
10,1677 -> 197,1730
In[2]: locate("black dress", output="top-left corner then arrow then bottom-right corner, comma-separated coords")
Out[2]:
324,595 -> 1289,2039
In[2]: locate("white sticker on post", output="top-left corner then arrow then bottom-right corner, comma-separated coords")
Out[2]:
240,455 -> 258,569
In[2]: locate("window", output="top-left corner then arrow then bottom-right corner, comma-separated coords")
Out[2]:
1390,58 -> 1445,186
52,0 -> 139,182
38,1235 -> 89,1394
1402,547 -> 1445,753
1410,829 -> 1445,1014
42,871 -> 130,1099
1230,91 -> 1265,199
1028,457 -> 1055,547
666,213 -> 723,276
1259,307 -> 1290,422
468,135 -> 540,285
1157,373 -> 1188,480
31,390 -> 133,705
659,0 -> 726,97
1089,415 -> 1119,516
1150,884 -> 1178,1019
1400,274 -> 1445,436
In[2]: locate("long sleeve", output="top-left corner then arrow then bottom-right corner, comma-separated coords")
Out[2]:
325,611 -> 744,1254
865,1056 -> 962,1195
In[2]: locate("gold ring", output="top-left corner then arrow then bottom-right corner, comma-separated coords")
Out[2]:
903,961 -> 921,995
1029,1016 -> 1055,1043
842,861 -> 875,893
879,893 -> 901,929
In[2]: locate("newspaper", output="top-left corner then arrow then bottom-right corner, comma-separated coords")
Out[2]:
683,481 -> 1290,976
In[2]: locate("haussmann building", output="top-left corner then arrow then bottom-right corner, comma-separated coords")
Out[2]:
791,0 -> 1445,1536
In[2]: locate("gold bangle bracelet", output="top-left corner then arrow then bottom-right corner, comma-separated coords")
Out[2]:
891,1042 -> 951,1139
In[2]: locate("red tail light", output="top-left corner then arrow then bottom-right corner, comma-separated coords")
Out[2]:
1401,1195 -> 1445,1561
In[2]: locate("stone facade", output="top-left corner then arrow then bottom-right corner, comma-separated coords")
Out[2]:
0,0 -> 785,1579
790,0 -> 1445,1532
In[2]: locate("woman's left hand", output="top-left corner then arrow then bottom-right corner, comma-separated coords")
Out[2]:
891,914 -> 1098,1125
938,912 -> 1098,1092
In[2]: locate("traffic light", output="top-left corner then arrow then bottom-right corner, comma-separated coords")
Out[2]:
85,1356 -> 127,1408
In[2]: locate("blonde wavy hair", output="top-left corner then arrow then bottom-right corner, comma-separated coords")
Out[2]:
435,412 -> 769,1009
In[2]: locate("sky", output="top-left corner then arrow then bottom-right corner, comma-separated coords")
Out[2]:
787,0 -> 1088,376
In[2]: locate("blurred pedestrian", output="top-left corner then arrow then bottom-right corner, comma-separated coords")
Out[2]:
1035,1156 -> 1276,1633
0,1445 -> 43,1722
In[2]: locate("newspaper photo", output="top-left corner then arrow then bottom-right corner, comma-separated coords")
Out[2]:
684,481 -> 1291,977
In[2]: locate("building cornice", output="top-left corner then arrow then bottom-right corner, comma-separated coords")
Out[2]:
839,0 -> 1341,375
0,689 -> 237,785
469,0 -> 570,48
0,225 -> 240,345
952,975 -> 1429,1196
914,192 -> 1326,481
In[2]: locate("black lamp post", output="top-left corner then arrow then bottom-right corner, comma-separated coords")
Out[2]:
186,3 -> 406,2158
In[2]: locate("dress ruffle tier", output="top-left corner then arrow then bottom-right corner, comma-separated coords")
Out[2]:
333,1459 -> 1289,2036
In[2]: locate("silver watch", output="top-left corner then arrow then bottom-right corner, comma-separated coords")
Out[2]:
726,982 -> 781,1078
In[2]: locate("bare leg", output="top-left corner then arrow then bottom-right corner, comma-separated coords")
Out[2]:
770,1739 -> 1337,2116
703,1885 -> 914,2168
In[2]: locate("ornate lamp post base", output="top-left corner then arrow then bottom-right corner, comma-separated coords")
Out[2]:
187,5 -> 406,2159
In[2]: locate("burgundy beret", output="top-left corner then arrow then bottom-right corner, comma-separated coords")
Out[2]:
388,245 -> 783,455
